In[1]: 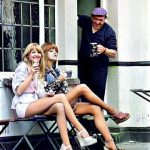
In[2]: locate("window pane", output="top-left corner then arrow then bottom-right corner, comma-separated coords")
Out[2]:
45,28 -> 55,43
3,0 -> 14,24
0,25 -> 2,47
45,28 -> 50,42
15,49 -> 22,64
31,4 -> 39,26
32,27 -> 39,43
51,29 -> 55,43
16,0 -> 38,2
50,7 -> 55,27
4,49 -> 13,71
15,26 -> 21,48
44,6 -> 49,27
45,0 -> 55,5
0,0 -> 2,23
45,6 -> 55,27
23,3 -> 30,25
0,49 -> 2,71
23,26 -> 30,48
14,2 -> 21,24
3,25 -> 12,48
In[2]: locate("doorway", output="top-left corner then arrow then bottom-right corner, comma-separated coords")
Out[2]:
77,0 -> 101,52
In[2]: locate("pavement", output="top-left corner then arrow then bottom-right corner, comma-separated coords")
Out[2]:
117,142 -> 150,150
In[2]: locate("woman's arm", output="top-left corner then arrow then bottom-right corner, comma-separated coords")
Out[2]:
13,62 -> 36,96
16,74 -> 33,95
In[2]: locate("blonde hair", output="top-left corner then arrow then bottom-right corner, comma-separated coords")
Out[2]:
22,43 -> 45,79
41,42 -> 58,68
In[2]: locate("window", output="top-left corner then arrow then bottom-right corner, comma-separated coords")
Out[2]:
0,0 -> 55,71
44,0 -> 55,43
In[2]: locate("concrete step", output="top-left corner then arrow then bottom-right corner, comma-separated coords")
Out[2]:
109,127 -> 150,143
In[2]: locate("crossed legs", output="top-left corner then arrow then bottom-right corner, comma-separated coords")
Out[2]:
66,84 -> 130,123
25,94 -> 96,149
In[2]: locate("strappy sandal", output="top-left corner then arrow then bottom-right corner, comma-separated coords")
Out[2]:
111,112 -> 130,124
75,129 -> 97,147
105,139 -> 125,150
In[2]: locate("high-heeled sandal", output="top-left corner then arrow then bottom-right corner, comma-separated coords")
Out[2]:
60,144 -> 72,150
105,139 -> 125,150
75,129 -> 97,148
111,112 -> 130,124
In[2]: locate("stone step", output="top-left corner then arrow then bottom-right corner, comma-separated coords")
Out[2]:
109,127 -> 150,143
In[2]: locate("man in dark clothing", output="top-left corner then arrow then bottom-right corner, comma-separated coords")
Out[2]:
78,7 -> 117,101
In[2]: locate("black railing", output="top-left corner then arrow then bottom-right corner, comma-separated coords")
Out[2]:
58,60 -> 150,66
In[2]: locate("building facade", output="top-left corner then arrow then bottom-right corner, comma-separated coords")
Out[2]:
0,0 -> 150,137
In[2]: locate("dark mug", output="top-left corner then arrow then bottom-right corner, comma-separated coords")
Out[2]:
65,70 -> 72,78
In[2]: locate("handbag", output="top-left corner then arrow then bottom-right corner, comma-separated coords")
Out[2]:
44,80 -> 61,94
44,80 -> 68,94
36,80 -> 53,98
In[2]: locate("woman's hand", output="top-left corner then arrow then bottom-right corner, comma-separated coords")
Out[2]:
16,66 -> 39,95
58,73 -> 67,81
46,92 -> 55,97
29,65 -> 40,79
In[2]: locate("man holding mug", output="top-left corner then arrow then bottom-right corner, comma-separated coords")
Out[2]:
78,7 -> 117,101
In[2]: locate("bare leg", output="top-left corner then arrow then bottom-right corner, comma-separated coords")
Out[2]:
43,103 -> 71,147
66,84 -> 128,118
74,103 -> 118,150
26,94 -> 88,135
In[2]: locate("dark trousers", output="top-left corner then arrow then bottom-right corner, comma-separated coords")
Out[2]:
79,68 -> 108,101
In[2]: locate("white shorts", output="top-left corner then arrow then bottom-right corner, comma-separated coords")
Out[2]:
16,103 -> 30,118
16,93 -> 38,118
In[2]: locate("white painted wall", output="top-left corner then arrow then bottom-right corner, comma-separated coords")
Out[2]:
118,0 -> 150,61
56,0 -> 77,78
102,0 -> 150,61
106,66 -> 150,127
102,0 -> 150,127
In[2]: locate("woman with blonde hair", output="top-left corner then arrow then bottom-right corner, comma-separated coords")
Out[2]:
11,43 -> 97,150
42,42 -> 129,150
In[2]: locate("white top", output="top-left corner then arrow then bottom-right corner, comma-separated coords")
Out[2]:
11,62 -> 38,109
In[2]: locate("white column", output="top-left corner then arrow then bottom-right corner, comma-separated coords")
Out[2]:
56,0 -> 77,77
